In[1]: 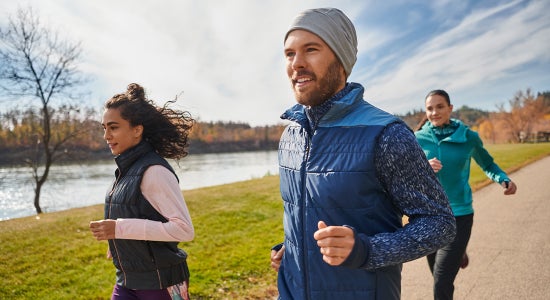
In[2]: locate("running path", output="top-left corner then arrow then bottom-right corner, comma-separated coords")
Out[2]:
401,155 -> 550,300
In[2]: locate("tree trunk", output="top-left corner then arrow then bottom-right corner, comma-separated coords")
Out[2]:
34,182 -> 43,214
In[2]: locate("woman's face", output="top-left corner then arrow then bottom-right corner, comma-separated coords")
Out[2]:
425,94 -> 453,127
102,108 -> 143,155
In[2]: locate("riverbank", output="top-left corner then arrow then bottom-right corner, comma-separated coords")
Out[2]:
0,150 -> 279,221
0,144 -> 278,167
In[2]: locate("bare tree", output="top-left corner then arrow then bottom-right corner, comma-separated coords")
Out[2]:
0,7 -> 88,214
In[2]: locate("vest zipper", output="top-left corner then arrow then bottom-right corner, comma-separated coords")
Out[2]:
108,173 -> 128,286
147,242 -> 164,289
108,175 -> 119,218
302,134 -> 312,300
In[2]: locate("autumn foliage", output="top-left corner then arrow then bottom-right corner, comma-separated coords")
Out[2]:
1,89 -> 549,166
400,89 -> 550,144
0,107 -> 286,166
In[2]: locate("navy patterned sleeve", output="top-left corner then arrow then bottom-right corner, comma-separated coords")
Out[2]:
363,122 -> 456,269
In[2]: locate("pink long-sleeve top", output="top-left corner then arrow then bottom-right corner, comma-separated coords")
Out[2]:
114,165 -> 194,242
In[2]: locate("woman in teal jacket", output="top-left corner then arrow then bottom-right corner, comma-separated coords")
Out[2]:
415,89 -> 517,300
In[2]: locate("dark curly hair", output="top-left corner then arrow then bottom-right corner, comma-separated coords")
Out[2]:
104,83 -> 195,159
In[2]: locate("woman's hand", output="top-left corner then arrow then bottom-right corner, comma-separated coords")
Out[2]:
89,219 -> 116,240
502,180 -> 517,195
428,158 -> 443,173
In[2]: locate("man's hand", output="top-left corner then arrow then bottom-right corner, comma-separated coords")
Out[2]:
270,245 -> 285,272
313,221 -> 355,266
89,219 -> 116,241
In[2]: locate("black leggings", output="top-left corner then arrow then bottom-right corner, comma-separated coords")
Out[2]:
427,213 -> 474,300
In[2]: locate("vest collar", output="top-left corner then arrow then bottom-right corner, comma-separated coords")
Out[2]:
115,141 -> 154,175
280,82 -> 364,128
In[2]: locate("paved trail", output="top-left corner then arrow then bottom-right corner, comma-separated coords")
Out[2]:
401,155 -> 550,300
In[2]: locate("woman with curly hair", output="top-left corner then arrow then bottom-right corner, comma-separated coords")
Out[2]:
90,83 -> 195,300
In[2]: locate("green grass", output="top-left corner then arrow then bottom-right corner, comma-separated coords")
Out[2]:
0,177 -> 282,300
469,143 -> 550,191
1,143 -> 549,299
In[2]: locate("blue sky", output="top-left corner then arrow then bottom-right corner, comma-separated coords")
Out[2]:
1,0 -> 549,126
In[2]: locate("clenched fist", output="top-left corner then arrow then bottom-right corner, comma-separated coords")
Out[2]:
89,219 -> 116,241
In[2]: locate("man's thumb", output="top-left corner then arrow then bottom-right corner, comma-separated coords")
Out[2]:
318,220 -> 327,229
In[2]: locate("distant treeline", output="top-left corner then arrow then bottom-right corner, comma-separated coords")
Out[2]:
1,89 -> 549,166
188,121 -> 286,154
0,110 -> 286,166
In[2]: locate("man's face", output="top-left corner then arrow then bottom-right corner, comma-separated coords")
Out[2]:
284,29 -> 346,107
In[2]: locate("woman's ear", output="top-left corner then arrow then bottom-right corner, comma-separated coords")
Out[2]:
134,124 -> 144,138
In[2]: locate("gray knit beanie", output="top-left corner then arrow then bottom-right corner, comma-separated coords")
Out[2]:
285,8 -> 358,78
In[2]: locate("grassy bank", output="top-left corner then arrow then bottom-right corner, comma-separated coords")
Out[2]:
1,143 -> 549,299
469,143 -> 550,191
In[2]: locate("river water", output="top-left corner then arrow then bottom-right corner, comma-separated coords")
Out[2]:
0,150 -> 279,221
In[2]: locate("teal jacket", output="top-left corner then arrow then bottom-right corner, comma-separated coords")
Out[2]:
415,119 -> 510,216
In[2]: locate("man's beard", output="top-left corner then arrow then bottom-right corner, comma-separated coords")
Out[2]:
294,59 -> 344,107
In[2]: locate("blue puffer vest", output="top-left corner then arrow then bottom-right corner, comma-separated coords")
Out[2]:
105,141 -> 189,290
277,83 -> 402,299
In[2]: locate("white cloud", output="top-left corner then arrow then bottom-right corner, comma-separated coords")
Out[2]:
1,0 -> 548,123
362,0 -> 550,113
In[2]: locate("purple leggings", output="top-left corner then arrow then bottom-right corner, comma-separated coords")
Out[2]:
111,284 -> 171,300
